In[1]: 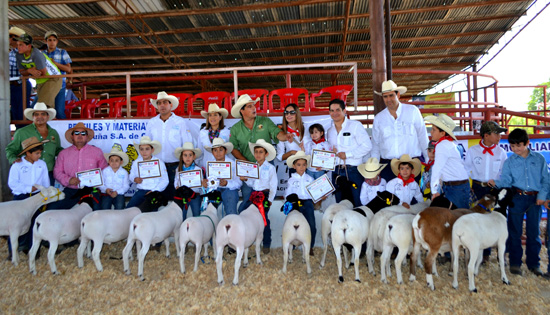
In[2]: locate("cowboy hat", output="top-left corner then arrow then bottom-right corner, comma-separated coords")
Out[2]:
204,137 -> 234,153
104,147 -> 129,167
9,26 -> 25,37
231,94 -> 260,118
374,80 -> 407,96
424,114 -> 457,140
151,91 -> 179,111
24,102 -> 57,121
201,103 -> 228,119
18,136 -> 49,157
134,136 -> 162,154
65,122 -> 94,144
390,154 -> 422,177
286,151 -> 311,169
248,139 -> 276,162
358,157 -> 387,179
174,142 -> 202,160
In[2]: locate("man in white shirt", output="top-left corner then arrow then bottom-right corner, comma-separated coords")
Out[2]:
146,91 -> 196,200
327,99 -> 372,206
371,80 -> 429,181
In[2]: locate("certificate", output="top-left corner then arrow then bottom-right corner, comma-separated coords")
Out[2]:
77,168 -> 103,188
178,169 -> 203,189
306,174 -> 335,203
236,160 -> 259,179
138,160 -> 162,179
207,161 -> 232,179
311,149 -> 337,171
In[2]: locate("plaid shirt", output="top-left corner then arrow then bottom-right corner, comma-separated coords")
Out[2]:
45,47 -> 72,86
9,49 -> 20,79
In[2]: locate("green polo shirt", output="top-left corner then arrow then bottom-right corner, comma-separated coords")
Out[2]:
229,116 -> 281,162
6,123 -> 63,172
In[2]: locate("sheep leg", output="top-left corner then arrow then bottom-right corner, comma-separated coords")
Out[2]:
288,244 -> 293,264
163,239 -> 170,258
28,234 -> 41,275
303,242 -> 311,275
319,231 -> 329,268
77,237 -> 88,268
343,246 -> 350,269
498,240 -> 510,285
47,241 -> 59,275
255,235 -> 263,265
174,229 -> 180,258
380,245 -> 392,284
216,245 -> 225,285
137,241 -> 150,280
203,242 -> 209,258
179,240 -> 187,274
474,249 -> 483,276
122,239 -> 135,275
232,246 -> 243,285
353,245 -> 361,282
452,240 -> 460,289
334,244 -> 344,283
395,246 -> 408,285
409,241 -> 420,282
425,249 -> 438,290
193,242 -> 202,272
467,246 -> 480,292
367,240 -> 376,275
9,231 -> 20,266
91,240 -> 104,272
86,240 -> 92,258
282,241 -> 290,273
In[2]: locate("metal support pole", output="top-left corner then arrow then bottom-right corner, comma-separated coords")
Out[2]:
369,0 -> 387,114
285,74 -> 291,88
233,70 -> 238,105
1,0 -> 11,200
126,74 -> 131,118
384,0 -> 392,80
353,63 -> 358,111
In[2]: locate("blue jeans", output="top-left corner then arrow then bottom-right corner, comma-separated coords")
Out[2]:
306,169 -> 325,180
100,194 -> 126,210
472,183 -> 494,257
507,194 -> 541,269
299,199 -> 316,248
54,88 -> 66,119
238,182 -> 253,213
332,165 -> 363,207
10,79 -> 32,125
441,182 -> 470,209
126,189 -> 149,209
218,188 -> 239,216
162,162 -> 178,201
183,195 -> 202,220
47,187 -> 101,210
240,197 -> 271,248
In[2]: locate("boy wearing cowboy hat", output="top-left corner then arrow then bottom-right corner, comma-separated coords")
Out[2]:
386,154 -> 423,208
371,80 -> 429,182
358,157 -> 388,205
9,26 -> 32,125
198,103 -> 231,169
424,114 -> 470,208
202,138 -> 242,216
127,136 -> 169,209
238,139 -> 278,253
174,142 -> 203,219
99,148 -> 130,210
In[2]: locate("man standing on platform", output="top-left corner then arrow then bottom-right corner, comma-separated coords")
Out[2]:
44,31 -> 72,119
8,26 -> 32,126
371,80 -> 429,182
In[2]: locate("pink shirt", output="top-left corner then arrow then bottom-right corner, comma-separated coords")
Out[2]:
54,144 -> 108,189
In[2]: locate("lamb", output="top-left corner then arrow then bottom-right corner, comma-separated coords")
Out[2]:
215,204 -> 264,286
410,194 -> 497,290
319,199 -> 353,268
281,196 -> 312,274
452,190 -> 511,292
0,186 -> 64,266
380,213 -> 416,284
122,201 -> 183,280
28,187 -> 96,275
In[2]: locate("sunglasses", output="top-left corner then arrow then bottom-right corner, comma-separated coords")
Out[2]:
73,131 -> 88,136
284,110 -> 297,115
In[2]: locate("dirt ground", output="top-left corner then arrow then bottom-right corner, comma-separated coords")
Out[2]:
0,238 -> 549,314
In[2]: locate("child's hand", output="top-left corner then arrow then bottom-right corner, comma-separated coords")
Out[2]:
14,158 -> 22,164
106,188 -> 113,195
31,186 -> 38,192
321,195 -> 328,201
110,191 -> 118,198
536,199 -> 544,206
201,179 -> 208,188
69,177 -> 80,186
545,200 -> 550,210
239,176 -> 247,181
487,179 -> 496,188
299,142 -> 305,151
402,202 -> 410,209
134,177 -> 143,184
431,193 -> 440,200
315,167 -> 323,171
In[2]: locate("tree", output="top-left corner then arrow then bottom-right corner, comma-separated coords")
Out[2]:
527,79 -> 550,111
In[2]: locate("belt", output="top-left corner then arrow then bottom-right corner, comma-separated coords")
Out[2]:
10,80 -> 21,86
472,180 -> 490,187
514,188 -> 538,196
442,179 -> 469,186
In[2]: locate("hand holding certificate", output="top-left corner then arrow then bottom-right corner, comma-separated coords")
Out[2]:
306,174 -> 335,203
310,149 -> 337,171
236,160 -> 259,179
77,168 -> 103,188
138,160 -> 162,179
207,161 -> 232,179
178,169 -> 203,188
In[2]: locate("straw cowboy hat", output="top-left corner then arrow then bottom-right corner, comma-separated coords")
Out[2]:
390,154 -> 422,177
201,103 -> 228,119
24,102 -> 56,121
424,114 -> 457,140
18,137 -> 49,157
204,137 -> 234,153
249,139 -> 276,162
104,147 -> 129,167
134,136 -> 162,154
174,142 -> 202,160
151,91 -> 179,111
65,122 -> 94,144
374,80 -> 407,96
286,151 -> 311,169
231,94 -> 260,118
358,157 -> 387,179
9,26 -> 25,37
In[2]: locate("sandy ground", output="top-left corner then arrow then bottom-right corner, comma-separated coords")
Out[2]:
0,238 -> 549,314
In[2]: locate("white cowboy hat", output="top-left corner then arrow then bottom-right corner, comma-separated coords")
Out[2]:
24,102 -> 56,121
286,151 -> 311,169
358,157 -> 387,179
65,122 -> 94,144
201,103 -> 228,119
204,137 -> 234,153
231,94 -> 260,118
9,27 -> 25,37
248,139 -> 276,162
18,137 -> 49,157
134,136 -> 162,154
151,91 -> 179,111
390,154 -> 422,177
424,114 -> 457,140
104,147 -> 129,167
374,80 -> 407,96
174,142 -> 202,160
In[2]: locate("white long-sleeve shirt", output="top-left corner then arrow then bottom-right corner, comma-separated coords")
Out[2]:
146,113 -> 195,163
8,157 -> 50,195
431,140 -> 469,194
285,172 -> 315,200
327,117 -> 372,166
464,142 -> 507,182
244,161 -> 278,202
197,127 -> 231,169
129,156 -> 169,192
276,138 -> 302,162
174,164 -> 203,194
99,166 -> 130,195
386,177 -> 423,205
359,179 -> 387,205
205,156 -> 242,191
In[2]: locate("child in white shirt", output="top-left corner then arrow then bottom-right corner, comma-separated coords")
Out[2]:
386,154 -> 423,208
303,123 -> 332,179
174,142 -> 204,219
358,157 -> 388,205
100,148 -> 130,210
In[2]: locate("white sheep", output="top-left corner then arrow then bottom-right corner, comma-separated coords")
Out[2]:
319,199 -> 353,268
281,209 -> 312,274
178,203 -> 219,274
215,204 -> 264,286
122,201 -> 183,280
0,186 -> 64,266
380,213 -> 416,284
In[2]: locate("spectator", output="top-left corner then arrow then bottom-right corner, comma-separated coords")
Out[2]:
8,26 -> 32,127
44,31 -> 72,119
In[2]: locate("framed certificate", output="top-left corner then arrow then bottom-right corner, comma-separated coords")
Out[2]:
178,169 -> 203,189
77,168 -> 103,188
207,161 -> 232,179
138,160 -> 162,179
236,160 -> 259,179
306,173 -> 335,203
311,149 -> 337,171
